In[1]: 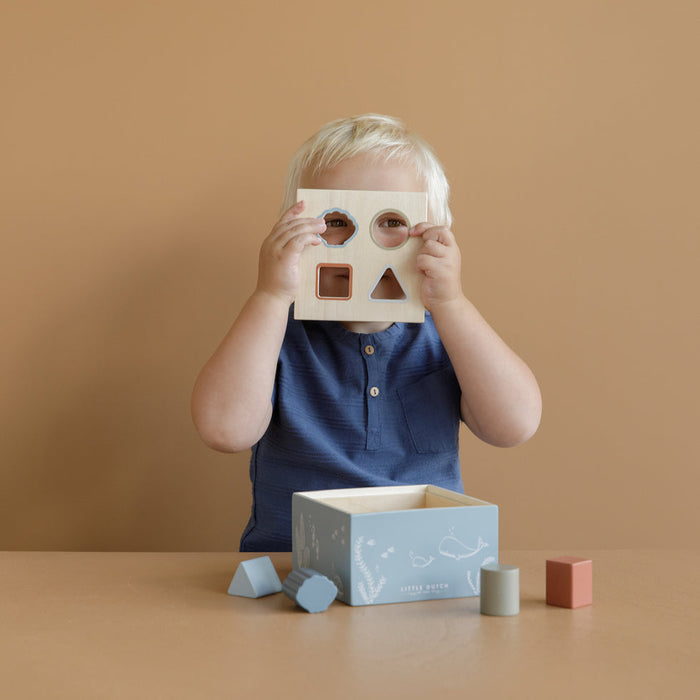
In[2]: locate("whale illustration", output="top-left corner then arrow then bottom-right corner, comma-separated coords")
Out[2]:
409,551 -> 435,568
438,535 -> 488,560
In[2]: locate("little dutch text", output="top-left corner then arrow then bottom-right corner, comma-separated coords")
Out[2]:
400,582 -> 449,593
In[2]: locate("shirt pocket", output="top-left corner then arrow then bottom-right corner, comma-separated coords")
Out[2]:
397,367 -> 461,454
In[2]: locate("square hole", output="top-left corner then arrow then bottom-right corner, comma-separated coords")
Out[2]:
316,264 -> 352,300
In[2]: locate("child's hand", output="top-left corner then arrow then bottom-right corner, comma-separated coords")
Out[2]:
256,201 -> 326,305
410,223 -> 464,311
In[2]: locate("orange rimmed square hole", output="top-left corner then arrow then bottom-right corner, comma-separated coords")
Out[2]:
316,264 -> 353,300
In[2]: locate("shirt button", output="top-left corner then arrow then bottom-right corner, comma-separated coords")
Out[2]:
369,386 -> 380,397
364,345 -> 375,355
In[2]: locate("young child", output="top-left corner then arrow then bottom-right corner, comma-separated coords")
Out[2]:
191,114 -> 542,552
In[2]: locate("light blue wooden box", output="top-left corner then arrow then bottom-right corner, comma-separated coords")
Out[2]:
292,485 -> 498,606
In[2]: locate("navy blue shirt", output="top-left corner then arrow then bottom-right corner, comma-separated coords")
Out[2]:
240,310 -> 464,551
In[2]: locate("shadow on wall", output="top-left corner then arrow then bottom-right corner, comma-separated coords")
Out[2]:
0,207 -> 257,551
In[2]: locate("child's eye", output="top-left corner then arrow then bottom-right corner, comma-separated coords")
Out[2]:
380,218 -> 406,228
324,218 -> 348,228
371,211 -> 410,249
320,210 -> 356,246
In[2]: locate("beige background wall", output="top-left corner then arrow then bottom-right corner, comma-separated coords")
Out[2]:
1,1 -> 697,551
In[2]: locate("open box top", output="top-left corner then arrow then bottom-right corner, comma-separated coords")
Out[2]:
295,484 -> 493,515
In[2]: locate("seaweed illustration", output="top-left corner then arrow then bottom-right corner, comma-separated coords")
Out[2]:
354,536 -> 387,604
294,513 -> 319,567
310,520 -> 319,560
294,514 -> 309,568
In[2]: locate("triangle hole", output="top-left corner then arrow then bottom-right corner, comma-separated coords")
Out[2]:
369,266 -> 407,301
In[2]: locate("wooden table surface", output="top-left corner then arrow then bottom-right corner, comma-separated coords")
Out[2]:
1,550 -> 698,699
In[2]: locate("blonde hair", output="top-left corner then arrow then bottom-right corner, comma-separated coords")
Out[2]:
282,114 -> 452,226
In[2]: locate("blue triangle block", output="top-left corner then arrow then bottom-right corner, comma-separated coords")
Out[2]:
228,556 -> 282,598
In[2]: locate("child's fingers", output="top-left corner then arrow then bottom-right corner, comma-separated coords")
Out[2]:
279,200 -> 306,224
416,252 -> 442,275
283,231 -> 323,254
424,226 -> 455,246
421,238 -> 450,258
273,221 -> 325,254
416,228 -> 461,273
267,201 -> 315,241
409,221 -> 433,237
285,217 -> 326,241
270,216 -> 326,244
412,228 -> 456,265
410,223 -> 455,246
410,222 -> 450,238
416,253 -> 459,282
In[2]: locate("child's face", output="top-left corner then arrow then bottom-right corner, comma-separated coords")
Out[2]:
302,153 -> 425,301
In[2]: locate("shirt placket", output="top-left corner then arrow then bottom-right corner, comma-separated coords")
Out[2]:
361,335 -> 381,450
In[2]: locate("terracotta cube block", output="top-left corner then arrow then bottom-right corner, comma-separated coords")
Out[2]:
546,556 -> 592,608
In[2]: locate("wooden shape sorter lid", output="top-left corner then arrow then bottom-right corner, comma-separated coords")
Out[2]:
294,189 -> 427,323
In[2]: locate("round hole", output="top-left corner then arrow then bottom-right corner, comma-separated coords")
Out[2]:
370,210 -> 410,249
